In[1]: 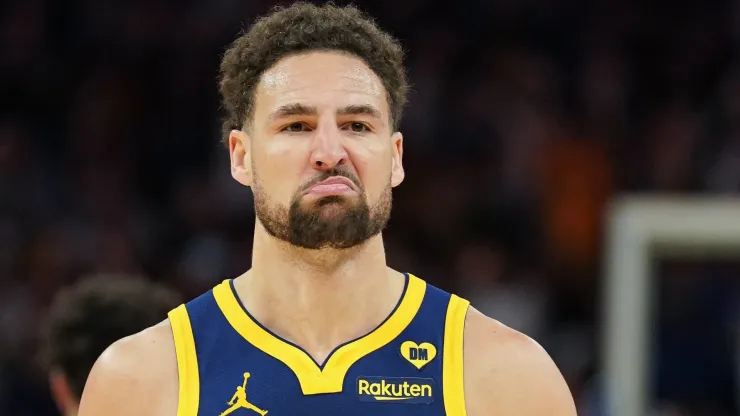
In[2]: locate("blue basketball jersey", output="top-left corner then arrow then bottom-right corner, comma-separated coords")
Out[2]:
167,274 -> 470,416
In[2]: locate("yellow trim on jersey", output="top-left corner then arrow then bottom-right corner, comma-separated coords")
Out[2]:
168,304 -> 200,416
443,294 -> 470,416
213,274 -> 426,395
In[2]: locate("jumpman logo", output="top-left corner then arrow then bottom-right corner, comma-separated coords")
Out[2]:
219,372 -> 268,416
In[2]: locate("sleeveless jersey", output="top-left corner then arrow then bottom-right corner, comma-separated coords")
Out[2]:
167,273 -> 470,416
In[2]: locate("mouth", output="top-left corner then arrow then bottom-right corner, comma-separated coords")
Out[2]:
306,176 -> 357,196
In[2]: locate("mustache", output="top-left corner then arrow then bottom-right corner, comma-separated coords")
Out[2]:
298,168 -> 363,193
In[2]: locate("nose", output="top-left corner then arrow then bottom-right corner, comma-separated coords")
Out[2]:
309,121 -> 348,171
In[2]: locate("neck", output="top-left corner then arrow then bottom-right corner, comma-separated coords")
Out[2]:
233,223 -> 405,364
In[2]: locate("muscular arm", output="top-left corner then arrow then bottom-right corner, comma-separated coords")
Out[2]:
78,320 -> 179,416
464,308 -> 577,416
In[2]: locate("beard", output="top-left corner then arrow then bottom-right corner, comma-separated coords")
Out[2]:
252,167 -> 392,250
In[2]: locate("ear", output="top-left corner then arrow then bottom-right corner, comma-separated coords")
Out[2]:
49,370 -> 78,412
229,129 -> 253,187
390,132 -> 405,187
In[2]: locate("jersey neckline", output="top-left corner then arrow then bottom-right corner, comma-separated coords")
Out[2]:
212,273 -> 427,395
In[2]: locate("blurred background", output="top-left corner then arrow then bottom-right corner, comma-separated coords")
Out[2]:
1,0 -> 740,414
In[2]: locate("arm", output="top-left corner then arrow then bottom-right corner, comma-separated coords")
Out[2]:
464,307 -> 577,416
78,321 -> 179,416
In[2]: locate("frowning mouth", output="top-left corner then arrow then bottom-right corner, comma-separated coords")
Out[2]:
306,176 -> 357,196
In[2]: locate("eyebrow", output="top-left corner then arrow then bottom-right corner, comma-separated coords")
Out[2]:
268,103 -> 383,121
336,104 -> 382,120
268,103 -> 317,120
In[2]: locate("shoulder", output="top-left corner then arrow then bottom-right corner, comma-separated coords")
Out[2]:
78,319 -> 179,416
462,306 -> 577,416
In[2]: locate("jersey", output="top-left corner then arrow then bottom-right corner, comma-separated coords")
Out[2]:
167,273 -> 470,416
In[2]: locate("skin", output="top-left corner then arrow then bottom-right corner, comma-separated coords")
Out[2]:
49,371 -> 79,416
78,51 -> 576,416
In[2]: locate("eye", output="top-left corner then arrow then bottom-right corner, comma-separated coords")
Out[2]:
346,122 -> 370,133
283,122 -> 310,132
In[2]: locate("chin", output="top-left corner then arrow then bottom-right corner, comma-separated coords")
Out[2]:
308,202 -> 357,221
316,194 -> 354,206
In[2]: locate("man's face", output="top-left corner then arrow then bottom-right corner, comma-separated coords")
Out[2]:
229,51 -> 405,249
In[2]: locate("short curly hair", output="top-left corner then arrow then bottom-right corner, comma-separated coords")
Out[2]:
40,274 -> 181,400
218,2 -> 408,144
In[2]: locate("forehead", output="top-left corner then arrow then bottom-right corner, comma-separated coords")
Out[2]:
253,51 -> 389,120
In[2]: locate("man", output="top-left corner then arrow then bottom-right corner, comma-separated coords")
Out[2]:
79,3 -> 577,415
42,274 -> 181,415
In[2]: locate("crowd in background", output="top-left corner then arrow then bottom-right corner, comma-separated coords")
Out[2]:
1,0 -> 740,414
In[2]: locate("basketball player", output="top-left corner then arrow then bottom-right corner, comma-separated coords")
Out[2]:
79,3 -> 577,415
42,274 -> 181,415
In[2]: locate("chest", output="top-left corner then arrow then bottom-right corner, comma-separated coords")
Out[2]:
182,275 -> 456,416
195,337 -> 446,416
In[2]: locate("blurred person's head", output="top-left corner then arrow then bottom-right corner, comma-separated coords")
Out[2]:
41,274 -> 181,416
219,2 -> 408,250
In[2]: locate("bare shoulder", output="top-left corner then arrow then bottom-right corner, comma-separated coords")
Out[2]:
78,319 -> 179,416
463,307 -> 577,416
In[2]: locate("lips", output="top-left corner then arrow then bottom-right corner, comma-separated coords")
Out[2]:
306,176 -> 356,196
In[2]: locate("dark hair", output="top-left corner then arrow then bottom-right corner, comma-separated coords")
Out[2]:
218,2 -> 408,144
40,274 -> 182,399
